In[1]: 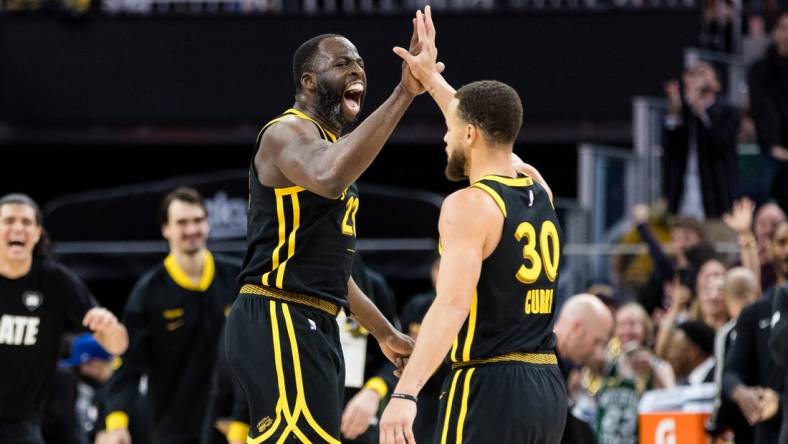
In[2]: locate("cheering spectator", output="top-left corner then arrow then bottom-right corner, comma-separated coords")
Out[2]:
663,62 -> 740,220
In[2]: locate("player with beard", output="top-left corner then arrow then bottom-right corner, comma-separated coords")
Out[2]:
224,26 -> 445,444
0,193 -> 128,444
379,8 -> 566,444
104,188 -> 242,444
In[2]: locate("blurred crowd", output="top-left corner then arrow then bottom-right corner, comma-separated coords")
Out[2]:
667,10 -> 788,217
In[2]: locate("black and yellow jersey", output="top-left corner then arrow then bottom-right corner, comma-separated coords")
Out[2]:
105,251 -> 241,443
239,109 -> 359,311
449,174 -> 562,364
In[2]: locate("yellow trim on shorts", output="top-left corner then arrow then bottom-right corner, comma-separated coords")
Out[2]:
248,301 -> 341,444
248,301 -> 287,443
240,284 -> 340,317
440,369 -> 464,444
282,303 -> 341,443
451,351 -> 558,370
455,368 -> 476,444
470,183 -> 507,218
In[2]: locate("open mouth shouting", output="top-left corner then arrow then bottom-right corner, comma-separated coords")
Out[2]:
5,238 -> 27,255
342,82 -> 365,117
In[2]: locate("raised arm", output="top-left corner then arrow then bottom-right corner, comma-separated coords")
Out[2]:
261,19 -> 443,199
393,6 -> 455,117
723,198 -> 761,291
262,87 -> 414,199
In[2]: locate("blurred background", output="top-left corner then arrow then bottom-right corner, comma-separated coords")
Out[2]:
3,1 -> 788,443
1,0 -> 783,308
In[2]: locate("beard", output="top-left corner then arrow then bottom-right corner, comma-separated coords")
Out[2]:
316,76 -> 358,131
445,148 -> 468,182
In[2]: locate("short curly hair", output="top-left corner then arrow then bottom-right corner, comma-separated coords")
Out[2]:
292,34 -> 344,92
455,80 -> 523,145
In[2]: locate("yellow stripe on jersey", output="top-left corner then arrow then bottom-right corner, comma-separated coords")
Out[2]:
455,368 -> 476,444
285,108 -> 338,142
470,183 -> 507,218
262,187 -> 304,289
262,191 -> 287,287
276,190 -> 301,289
257,108 -> 337,146
478,175 -> 534,187
255,115 -> 290,147
461,292 -> 478,362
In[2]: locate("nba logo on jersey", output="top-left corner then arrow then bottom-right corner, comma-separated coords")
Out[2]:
308,319 -> 317,331
22,291 -> 43,312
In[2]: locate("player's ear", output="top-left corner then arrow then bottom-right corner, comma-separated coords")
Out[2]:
464,124 -> 476,146
301,72 -> 317,92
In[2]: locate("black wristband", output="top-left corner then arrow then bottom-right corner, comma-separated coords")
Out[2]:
390,392 -> 418,403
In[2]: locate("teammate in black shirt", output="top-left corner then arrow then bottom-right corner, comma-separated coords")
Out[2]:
224,27 -> 444,443
380,9 -> 567,443
0,193 -> 128,444
104,188 -> 242,444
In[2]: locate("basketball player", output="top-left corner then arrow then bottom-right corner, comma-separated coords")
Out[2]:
380,8 -> 567,443
223,25 -> 445,444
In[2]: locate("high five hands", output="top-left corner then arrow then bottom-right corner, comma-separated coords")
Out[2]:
396,6 -> 444,96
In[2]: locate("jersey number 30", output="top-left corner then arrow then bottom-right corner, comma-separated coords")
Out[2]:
514,220 -> 560,283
